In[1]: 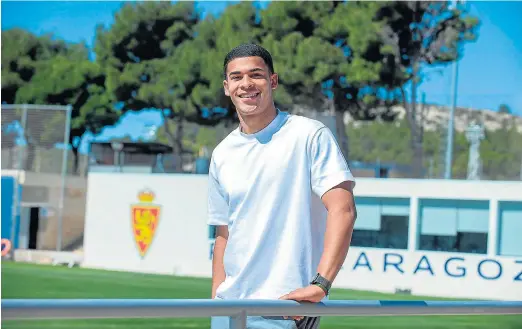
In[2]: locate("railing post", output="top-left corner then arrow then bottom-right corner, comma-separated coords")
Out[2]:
229,310 -> 247,329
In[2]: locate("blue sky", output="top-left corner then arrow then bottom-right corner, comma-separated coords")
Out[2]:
2,1 -> 521,152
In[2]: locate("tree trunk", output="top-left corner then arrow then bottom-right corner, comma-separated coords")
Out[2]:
174,115 -> 184,171
332,83 -> 350,162
334,110 -> 350,162
161,110 -> 184,172
72,146 -> 79,175
412,139 -> 423,178
403,63 -> 424,179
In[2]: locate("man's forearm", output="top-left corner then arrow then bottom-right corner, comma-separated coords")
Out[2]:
211,236 -> 227,298
316,207 -> 356,283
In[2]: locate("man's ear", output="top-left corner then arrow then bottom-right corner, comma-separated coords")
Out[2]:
270,73 -> 279,90
223,79 -> 230,96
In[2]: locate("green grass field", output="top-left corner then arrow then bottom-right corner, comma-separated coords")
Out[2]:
2,261 -> 521,329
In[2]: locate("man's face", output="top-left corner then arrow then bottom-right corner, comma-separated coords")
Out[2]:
223,56 -> 278,117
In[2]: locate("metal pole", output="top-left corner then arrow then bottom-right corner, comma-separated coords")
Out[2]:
2,299 -> 522,320
10,105 -> 28,259
229,311 -> 247,329
444,0 -> 462,180
57,105 -> 72,252
444,51 -> 459,179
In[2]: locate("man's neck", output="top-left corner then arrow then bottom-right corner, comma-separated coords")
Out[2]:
238,105 -> 278,135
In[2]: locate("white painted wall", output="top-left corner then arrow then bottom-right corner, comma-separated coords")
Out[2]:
83,173 -> 211,277
83,173 -> 522,301
352,177 -> 522,201
335,247 -> 522,301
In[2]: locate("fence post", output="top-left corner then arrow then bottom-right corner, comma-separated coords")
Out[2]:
229,311 -> 247,329
56,104 -> 72,252
9,104 -> 28,259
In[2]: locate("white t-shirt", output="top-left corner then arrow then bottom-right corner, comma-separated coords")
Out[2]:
207,109 -> 355,300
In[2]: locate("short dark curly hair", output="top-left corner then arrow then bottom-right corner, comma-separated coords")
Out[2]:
223,43 -> 274,79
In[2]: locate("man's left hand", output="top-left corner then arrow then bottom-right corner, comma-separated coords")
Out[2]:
279,285 -> 326,320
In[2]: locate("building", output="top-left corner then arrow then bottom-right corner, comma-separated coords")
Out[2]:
81,172 -> 522,301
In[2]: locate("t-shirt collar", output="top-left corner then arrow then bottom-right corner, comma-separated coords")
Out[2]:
238,108 -> 287,141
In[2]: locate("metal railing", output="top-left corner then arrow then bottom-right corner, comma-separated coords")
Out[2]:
3,299 -> 522,329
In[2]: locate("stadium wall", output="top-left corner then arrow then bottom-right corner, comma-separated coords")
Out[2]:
82,172 -> 522,301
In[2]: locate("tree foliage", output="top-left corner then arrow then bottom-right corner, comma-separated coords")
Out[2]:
2,0 -> 489,177
375,1 -> 481,177
254,2 -> 392,157
94,1 -> 197,161
498,104 -> 511,114
194,2 -> 265,121
346,119 -> 522,180
1,29 -> 72,104
480,119 -> 522,180
1,29 -> 117,172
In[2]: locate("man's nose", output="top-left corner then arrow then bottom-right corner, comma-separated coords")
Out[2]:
240,76 -> 254,88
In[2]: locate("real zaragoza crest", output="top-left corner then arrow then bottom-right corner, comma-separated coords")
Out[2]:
131,189 -> 161,258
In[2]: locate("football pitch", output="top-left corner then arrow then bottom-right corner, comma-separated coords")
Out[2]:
2,261 -> 521,329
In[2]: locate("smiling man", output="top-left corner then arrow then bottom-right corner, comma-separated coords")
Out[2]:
208,43 -> 357,329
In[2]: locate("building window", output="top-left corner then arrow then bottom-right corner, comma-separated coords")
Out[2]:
418,199 -> 489,254
351,197 -> 409,249
498,201 -> 522,257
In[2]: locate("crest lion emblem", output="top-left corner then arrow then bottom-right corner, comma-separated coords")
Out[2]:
131,189 -> 161,258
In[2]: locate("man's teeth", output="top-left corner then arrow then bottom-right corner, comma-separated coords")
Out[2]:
240,93 -> 258,98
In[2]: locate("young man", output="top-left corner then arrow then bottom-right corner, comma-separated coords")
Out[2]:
208,43 -> 357,329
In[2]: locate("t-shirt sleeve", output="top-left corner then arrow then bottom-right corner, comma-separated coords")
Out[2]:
207,156 -> 229,226
310,126 -> 356,198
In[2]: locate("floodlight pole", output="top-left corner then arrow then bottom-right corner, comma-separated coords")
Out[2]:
444,0 -> 465,179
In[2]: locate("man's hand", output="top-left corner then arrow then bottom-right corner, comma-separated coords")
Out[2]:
279,285 -> 326,320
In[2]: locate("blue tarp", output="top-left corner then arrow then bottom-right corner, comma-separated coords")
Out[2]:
1,176 -> 21,248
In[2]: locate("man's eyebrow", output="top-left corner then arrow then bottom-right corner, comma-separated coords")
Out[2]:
228,68 -> 265,77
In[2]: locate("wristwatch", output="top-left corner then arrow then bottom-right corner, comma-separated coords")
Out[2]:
310,273 -> 332,296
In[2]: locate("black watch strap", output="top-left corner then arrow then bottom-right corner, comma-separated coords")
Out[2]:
310,273 -> 332,295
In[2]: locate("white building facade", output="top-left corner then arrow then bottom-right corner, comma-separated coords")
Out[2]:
82,173 -> 522,301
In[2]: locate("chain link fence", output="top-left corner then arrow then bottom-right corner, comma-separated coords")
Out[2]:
1,104 -> 71,254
